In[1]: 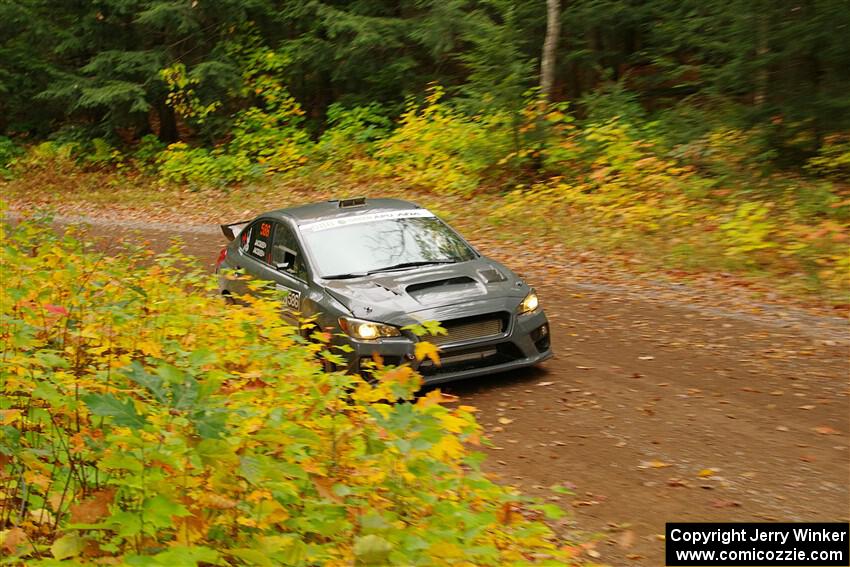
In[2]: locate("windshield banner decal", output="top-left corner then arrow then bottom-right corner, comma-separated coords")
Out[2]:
299,209 -> 435,232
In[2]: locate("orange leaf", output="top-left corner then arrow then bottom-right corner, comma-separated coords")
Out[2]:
1,527 -> 29,554
496,502 -> 517,525
70,488 -> 115,524
174,512 -> 208,544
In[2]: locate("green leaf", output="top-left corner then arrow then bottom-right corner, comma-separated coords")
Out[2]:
155,362 -> 187,385
51,533 -> 84,560
195,409 -> 226,439
534,503 -> 566,520
277,538 -> 308,565
359,511 -> 390,533
171,374 -> 200,410
188,348 -> 217,367
153,546 -> 219,566
125,361 -> 167,403
228,548 -> 275,566
108,510 -> 143,538
32,382 -> 63,405
83,393 -> 145,429
143,494 -> 189,529
125,546 -> 219,566
354,534 -> 393,565
100,452 -> 143,473
35,351 -> 70,368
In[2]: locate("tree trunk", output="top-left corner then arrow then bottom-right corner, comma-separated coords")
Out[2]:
539,0 -> 561,101
157,103 -> 178,144
753,10 -> 769,107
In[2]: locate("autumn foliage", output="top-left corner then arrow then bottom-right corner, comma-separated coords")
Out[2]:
0,218 -> 574,565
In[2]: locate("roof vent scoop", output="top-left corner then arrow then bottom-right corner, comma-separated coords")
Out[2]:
338,197 -> 367,208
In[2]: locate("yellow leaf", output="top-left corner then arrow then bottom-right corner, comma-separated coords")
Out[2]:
414,341 -> 440,364
416,389 -> 452,408
431,435 -> 463,460
439,413 -> 469,433
0,409 -> 21,425
256,499 -> 289,525
428,541 -> 464,559
639,460 -> 672,469
51,533 -> 83,560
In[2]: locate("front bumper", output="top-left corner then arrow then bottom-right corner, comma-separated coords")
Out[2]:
339,309 -> 552,385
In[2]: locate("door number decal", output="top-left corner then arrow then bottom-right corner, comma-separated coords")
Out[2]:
275,284 -> 301,310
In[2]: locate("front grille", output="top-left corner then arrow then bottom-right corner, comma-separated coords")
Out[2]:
418,343 -> 523,377
428,314 -> 505,346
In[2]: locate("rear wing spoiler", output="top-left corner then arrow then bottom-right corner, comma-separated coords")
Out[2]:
220,220 -> 251,242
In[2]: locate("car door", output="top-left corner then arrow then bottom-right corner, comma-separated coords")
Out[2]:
232,217 -> 291,303
268,221 -> 311,325
224,220 -> 260,298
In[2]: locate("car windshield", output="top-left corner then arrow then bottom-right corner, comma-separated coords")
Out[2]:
301,215 -> 477,278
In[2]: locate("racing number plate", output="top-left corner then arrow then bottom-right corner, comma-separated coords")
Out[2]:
275,284 -> 301,311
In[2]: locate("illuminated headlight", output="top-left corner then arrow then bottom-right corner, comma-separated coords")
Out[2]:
338,317 -> 401,340
518,290 -> 540,315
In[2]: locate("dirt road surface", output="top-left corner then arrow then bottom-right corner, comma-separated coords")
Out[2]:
50,217 -> 850,565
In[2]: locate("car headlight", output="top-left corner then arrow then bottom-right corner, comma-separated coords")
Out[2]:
338,317 -> 401,340
518,290 -> 539,315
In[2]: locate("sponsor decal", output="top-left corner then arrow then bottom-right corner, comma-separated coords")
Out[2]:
300,209 -> 435,232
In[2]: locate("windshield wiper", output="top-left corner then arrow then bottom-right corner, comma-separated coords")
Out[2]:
323,260 -> 457,280
366,260 -> 456,275
322,272 -> 368,280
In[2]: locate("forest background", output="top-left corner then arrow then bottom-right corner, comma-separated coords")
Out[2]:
2,0 -> 849,300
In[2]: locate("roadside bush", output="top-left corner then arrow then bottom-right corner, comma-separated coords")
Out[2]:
155,44 -> 311,187
132,134 -> 167,171
228,104 -> 311,175
806,133 -> 850,181
369,86 -> 514,194
0,137 -> 22,179
15,137 -> 124,172
0,217 -> 574,565
488,116 -> 849,297
16,140 -> 79,172
315,103 -> 392,165
156,142 -> 258,188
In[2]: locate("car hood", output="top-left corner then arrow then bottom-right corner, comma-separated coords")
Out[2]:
322,258 -> 530,324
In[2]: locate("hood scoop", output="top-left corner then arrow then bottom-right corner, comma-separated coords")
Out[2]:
478,267 -> 507,283
406,276 -> 483,304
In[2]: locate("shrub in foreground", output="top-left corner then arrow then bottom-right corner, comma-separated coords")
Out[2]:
0,218 -> 574,565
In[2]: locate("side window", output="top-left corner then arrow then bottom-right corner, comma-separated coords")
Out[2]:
246,220 -> 273,264
272,223 -> 308,280
239,224 -> 253,252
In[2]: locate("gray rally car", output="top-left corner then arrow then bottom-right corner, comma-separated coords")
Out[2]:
216,198 -> 551,385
